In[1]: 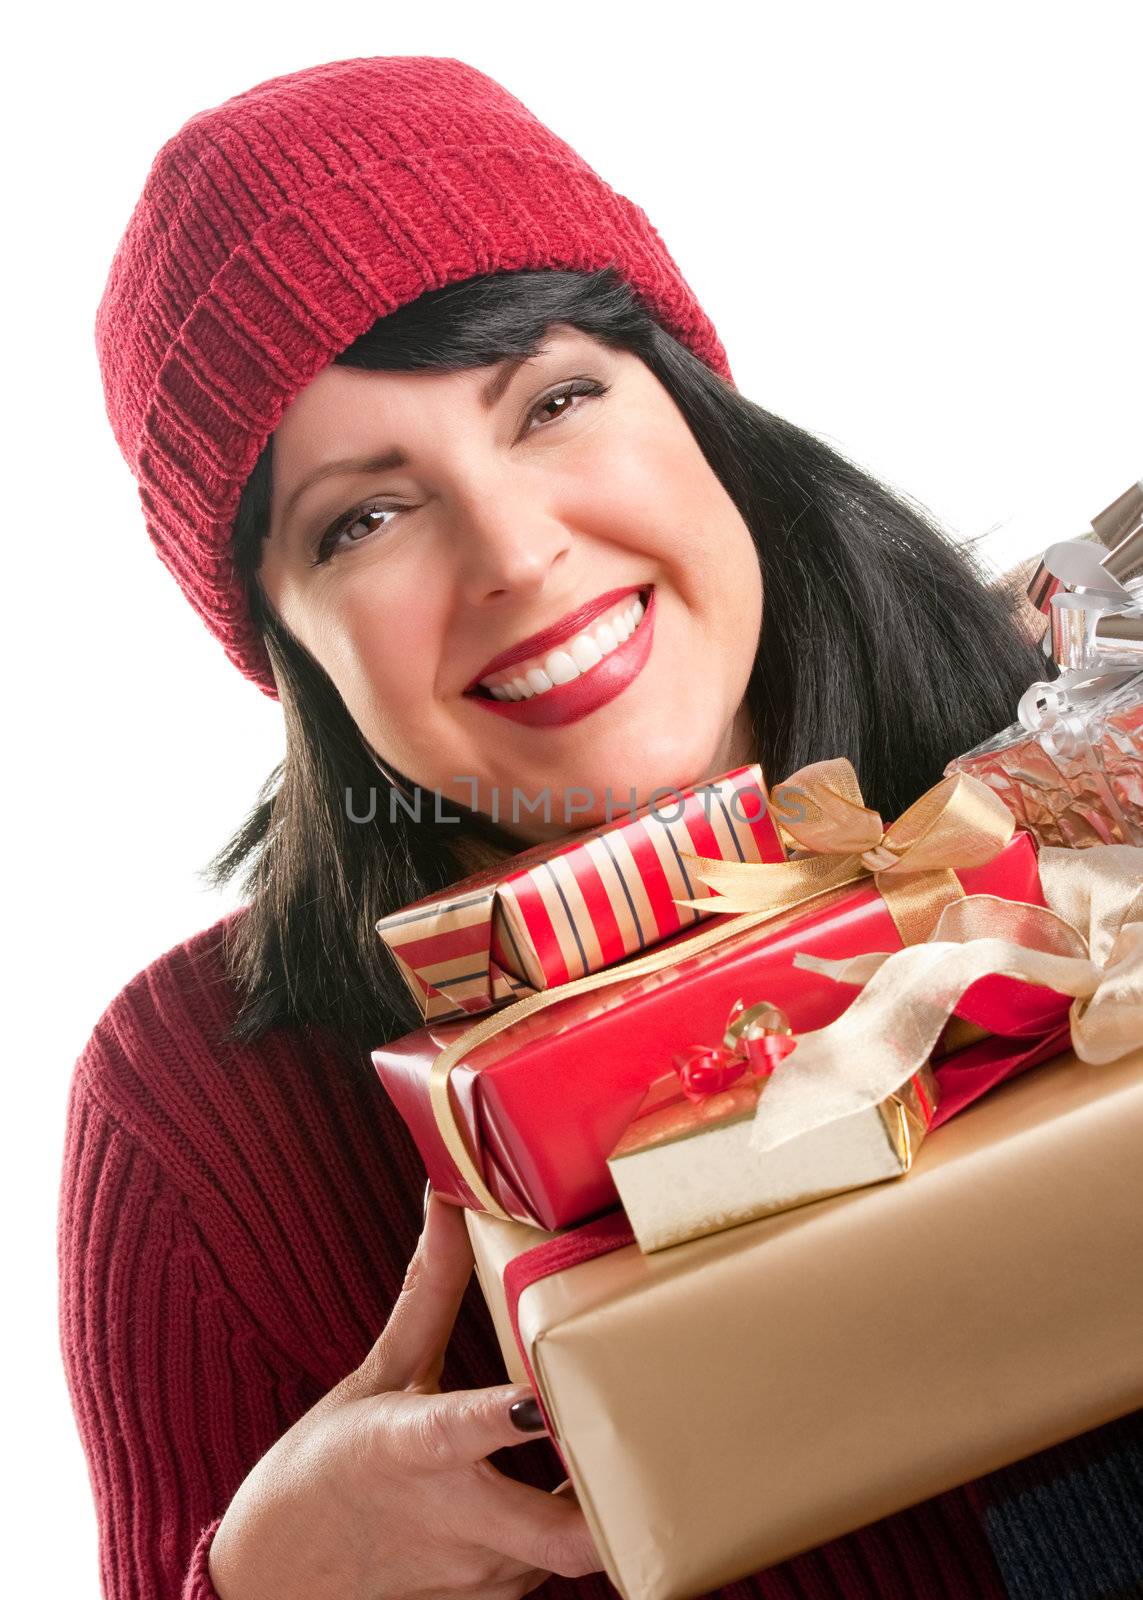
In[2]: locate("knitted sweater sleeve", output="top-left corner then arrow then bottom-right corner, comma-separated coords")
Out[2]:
58,1061 -> 323,1600
58,1062 -> 313,1600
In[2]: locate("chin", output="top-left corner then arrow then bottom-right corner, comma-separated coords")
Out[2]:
555,752 -> 730,832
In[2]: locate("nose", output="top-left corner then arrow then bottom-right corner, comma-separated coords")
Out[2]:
452,471 -> 572,606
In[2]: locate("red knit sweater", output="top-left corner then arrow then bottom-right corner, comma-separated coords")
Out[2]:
57,912 -> 1143,1600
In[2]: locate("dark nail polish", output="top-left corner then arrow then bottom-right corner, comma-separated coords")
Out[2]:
421,1180 -> 432,1225
508,1397 -> 545,1432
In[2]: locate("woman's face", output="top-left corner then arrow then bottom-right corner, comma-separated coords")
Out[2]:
260,323 -> 763,842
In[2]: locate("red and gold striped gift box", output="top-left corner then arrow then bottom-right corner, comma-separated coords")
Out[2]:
376,766 -> 786,1024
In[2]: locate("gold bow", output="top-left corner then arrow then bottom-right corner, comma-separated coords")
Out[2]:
674,758 -> 1016,946
746,843 -> 1143,1156
422,760 -> 1016,1220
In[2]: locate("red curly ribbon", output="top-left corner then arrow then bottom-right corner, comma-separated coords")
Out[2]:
673,999 -> 797,1102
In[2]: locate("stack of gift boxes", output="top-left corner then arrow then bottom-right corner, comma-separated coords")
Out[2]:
371,485 -> 1143,1600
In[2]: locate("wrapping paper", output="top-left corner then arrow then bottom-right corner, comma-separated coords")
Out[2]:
743,842 -> 1143,1157
948,671 -> 1143,847
950,495 -> 1143,846
375,765 -> 784,1023
607,1054 -> 938,1253
373,830 -> 1070,1231
467,1042 -> 1143,1600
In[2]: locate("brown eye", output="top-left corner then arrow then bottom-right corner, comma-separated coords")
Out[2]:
312,502 -> 403,565
341,505 -> 398,543
528,378 -> 609,429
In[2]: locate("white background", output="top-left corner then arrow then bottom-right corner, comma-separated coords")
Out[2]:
8,2 -> 1140,1592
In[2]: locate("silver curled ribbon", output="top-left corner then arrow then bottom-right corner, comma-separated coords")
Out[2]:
1018,478 -> 1143,742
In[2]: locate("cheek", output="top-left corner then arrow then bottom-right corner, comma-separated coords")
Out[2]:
288,575 -> 444,721
636,432 -> 761,610
575,419 -> 729,564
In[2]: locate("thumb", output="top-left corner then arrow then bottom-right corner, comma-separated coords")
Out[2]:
386,1381 -> 551,1470
354,1193 -> 476,1395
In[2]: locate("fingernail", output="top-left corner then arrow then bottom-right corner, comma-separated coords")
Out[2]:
508,1397 -> 545,1432
422,1180 -> 432,1226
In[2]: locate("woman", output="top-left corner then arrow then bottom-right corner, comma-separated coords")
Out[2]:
60,54 -> 1142,1600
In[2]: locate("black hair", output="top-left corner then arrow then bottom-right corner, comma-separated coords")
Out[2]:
208,267 -> 1046,1061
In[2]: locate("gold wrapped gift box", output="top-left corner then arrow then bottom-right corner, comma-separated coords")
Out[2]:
607,1059 -> 938,1253
468,1043 -> 1143,1600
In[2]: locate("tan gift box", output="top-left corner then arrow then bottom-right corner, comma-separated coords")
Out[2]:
467,1043 -> 1143,1600
607,1053 -> 938,1253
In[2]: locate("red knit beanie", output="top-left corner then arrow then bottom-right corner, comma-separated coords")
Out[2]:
96,56 -> 735,697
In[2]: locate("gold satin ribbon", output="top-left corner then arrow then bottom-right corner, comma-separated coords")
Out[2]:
429,887 -> 857,1219
747,843 -> 1143,1157
674,758 -> 1016,947
425,761 -> 1016,1219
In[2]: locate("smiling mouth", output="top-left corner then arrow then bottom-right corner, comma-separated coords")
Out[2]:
465,588 -> 653,701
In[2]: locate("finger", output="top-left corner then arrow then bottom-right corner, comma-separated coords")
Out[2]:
383,1382 -> 551,1469
472,1470 -> 604,1579
356,1194 -> 475,1393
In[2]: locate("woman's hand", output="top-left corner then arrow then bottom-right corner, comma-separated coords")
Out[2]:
208,1194 -> 602,1599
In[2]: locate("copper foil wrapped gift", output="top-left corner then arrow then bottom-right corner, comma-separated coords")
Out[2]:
949,479 -> 1143,848
950,671 -> 1143,847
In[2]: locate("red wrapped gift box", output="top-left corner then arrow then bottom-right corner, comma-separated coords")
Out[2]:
375,764 -> 786,1024
372,830 -> 1072,1231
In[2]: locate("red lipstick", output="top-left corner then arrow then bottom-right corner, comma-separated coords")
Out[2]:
464,585 -> 646,692
468,587 -> 656,728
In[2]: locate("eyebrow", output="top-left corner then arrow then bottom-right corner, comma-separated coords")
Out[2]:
278,349 -> 542,532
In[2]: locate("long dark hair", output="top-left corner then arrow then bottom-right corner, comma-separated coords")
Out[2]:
209,267 -> 1045,1060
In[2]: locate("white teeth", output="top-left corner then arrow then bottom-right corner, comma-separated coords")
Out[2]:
569,633 -> 604,671
544,649 -> 580,685
480,591 -> 649,697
